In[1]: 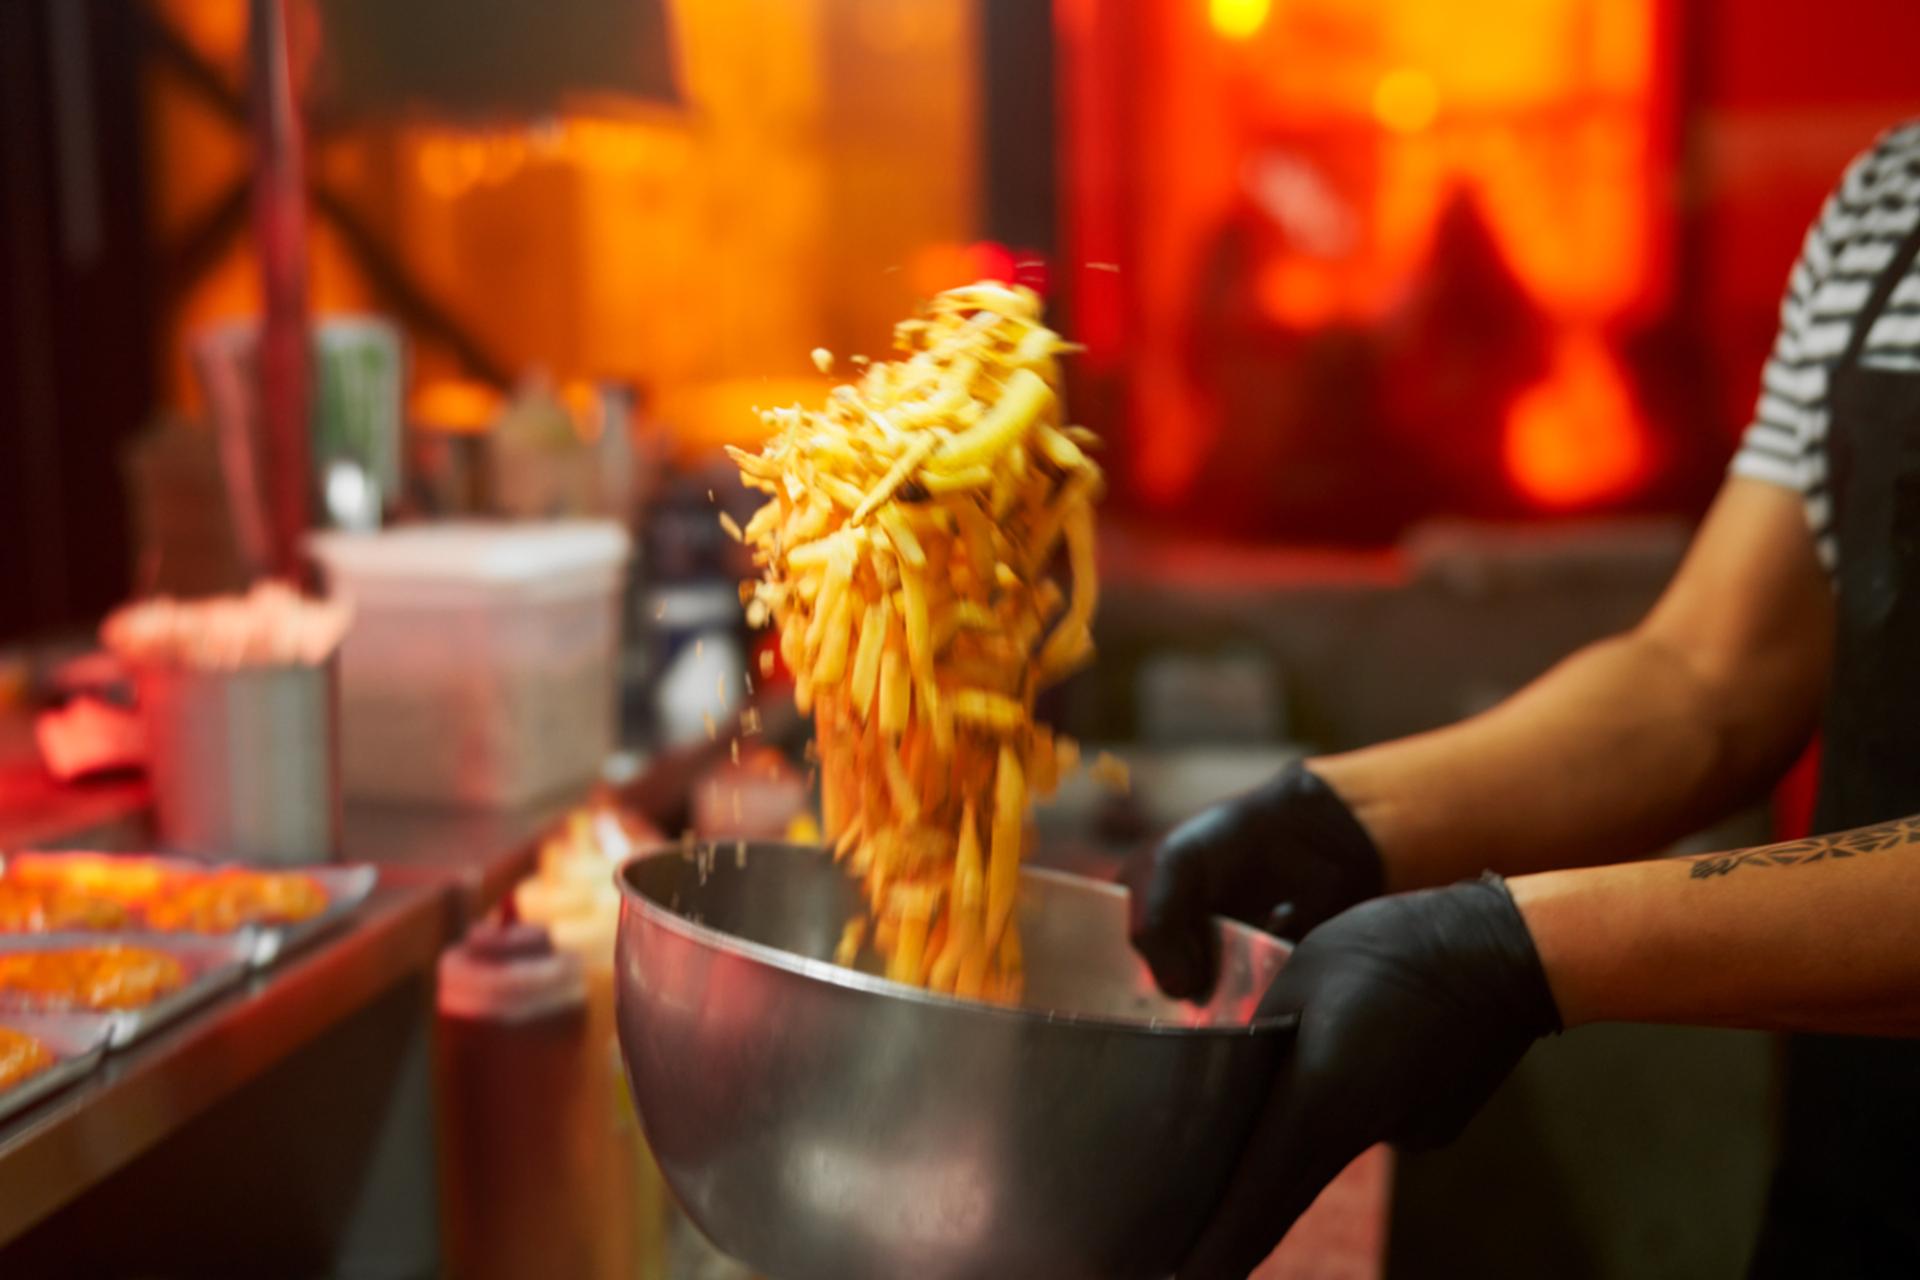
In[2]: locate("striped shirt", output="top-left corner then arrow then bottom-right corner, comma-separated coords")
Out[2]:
1732,120 -> 1920,573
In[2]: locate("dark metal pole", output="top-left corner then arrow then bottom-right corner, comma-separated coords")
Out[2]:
249,0 -> 310,581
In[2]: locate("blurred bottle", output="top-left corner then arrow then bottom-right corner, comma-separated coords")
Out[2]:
591,381 -> 638,528
436,922 -> 608,1279
513,803 -> 669,1278
311,317 -> 406,531
191,316 -> 406,560
632,464 -> 744,748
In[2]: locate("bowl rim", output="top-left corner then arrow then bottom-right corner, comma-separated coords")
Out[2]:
614,840 -> 1298,1039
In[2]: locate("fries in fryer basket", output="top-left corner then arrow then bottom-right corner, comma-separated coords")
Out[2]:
730,281 -> 1106,1002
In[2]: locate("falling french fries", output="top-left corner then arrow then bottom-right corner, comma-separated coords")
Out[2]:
731,281 -> 1109,1003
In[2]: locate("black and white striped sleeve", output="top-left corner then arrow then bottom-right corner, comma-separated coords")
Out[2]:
1729,125 -> 1920,574
1730,161 -> 1857,573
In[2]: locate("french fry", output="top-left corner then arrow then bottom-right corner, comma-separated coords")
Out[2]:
786,526 -> 861,571
952,600 -> 997,630
818,473 -> 867,511
848,597 -> 887,720
877,506 -> 926,569
921,465 -> 993,494
744,500 -> 782,543
786,499 -> 832,544
921,915 -> 949,986
928,686 -> 955,757
930,368 -> 1053,472
952,688 -> 1025,734
812,589 -> 854,686
726,445 -> 781,480
950,806 -> 989,998
1036,423 -> 1090,473
951,499 -> 998,585
878,650 -> 910,736
885,888 -> 934,985
834,919 -> 866,968
900,565 -> 934,700
1029,725 -> 1060,797
882,741 -> 921,823
1038,497 -> 1097,676
832,815 -> 863,862
987,744 -> 1023,950
952,800 -> 985,912
996,922 -> 1023,1003
851,435 -> 938,526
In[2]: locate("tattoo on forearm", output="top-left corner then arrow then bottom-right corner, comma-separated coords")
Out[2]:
1684,816 -> 1920,879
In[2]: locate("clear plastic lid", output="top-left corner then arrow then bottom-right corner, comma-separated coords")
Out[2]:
310,520 -> 630,606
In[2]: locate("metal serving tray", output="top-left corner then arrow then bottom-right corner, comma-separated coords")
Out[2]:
0,1011 -> 112,1123
0,933 -> 251,1048
0,854 -> 378,970
241,863 -> 378,967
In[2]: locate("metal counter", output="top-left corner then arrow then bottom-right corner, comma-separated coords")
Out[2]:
0,877 -> 447,1248
0,767 -> 594,1273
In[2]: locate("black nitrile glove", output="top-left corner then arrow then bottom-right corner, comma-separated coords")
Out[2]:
1180,874 -> 1562,1280
1127,762 -> 1383,1000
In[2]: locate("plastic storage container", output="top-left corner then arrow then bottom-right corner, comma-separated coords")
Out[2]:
310,521 -> 630,807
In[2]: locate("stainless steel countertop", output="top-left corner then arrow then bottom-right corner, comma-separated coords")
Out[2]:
0,878 -> 448,1246
0,703 -> 604,1250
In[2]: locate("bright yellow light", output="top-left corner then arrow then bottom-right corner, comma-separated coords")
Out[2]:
1372,67 -> 1440,134
1209,0 -> 1271,41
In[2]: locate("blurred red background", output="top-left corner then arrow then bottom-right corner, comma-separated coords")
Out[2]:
5,0 -> 1920,638
1058,0 -> 1920,539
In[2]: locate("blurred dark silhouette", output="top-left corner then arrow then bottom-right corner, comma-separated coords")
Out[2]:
311,0 -> 681,126
1179,185 -> 1549,543
1376,187 -> 1553,518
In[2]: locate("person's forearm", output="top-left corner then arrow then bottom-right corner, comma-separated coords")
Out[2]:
1309,480 -> 1830,893
1510,819 -> 1920,1035
1311,628 -> 1802,890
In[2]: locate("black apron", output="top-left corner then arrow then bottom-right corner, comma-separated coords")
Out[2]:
1748,216 -> 1920,1278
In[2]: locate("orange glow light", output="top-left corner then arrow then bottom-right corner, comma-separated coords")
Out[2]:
1503,331 -> 1650,508
1372,68 -> 1440,133
1209,0 -> 1272,41
1087,0 -> 1668,516
411,379 -> 503,435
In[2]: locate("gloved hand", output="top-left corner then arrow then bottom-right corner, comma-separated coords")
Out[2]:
1127,762 -> 1383,1000
1179,873 -> 1561,1279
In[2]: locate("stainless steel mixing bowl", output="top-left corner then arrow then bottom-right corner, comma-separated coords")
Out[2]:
615,842 -> 1292,1280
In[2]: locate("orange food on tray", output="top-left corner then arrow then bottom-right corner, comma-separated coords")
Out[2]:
0,1027 -> 55,1090
0,858 -> 329,936
0,946 -> 188,1011
7,854 -> 167,903
0,880 -> 132,932
143,868 -> 329,933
